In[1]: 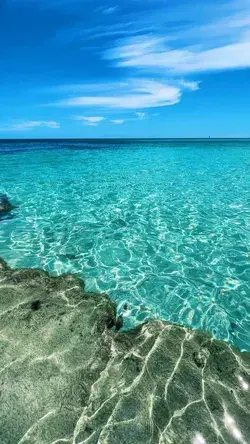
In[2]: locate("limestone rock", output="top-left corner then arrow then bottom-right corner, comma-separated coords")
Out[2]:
0,258 -> 249,444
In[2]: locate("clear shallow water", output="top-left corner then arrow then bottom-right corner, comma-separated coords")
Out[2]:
1,139 -> 250,350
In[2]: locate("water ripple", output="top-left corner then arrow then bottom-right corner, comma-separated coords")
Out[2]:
1,140 -> 250,350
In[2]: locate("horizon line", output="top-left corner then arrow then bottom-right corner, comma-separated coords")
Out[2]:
1,137 -> 250,142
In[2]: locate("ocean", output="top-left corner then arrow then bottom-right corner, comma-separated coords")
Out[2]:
1,139 -> 250,350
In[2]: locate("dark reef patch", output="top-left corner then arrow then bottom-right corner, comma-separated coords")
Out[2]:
0,194 -> 15,214
0,257 -> 249,444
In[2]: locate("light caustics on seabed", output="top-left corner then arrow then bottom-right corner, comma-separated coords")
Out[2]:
0,139 -> 250,352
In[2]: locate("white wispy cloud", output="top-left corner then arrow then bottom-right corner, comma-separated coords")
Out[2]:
179,80 -> 201,91
135,112 -> 146,119
0,120 -> 60,131
74,116 -> 106,126
45,0 -> 250,114
104,2 -> 250,75
54,80 -> 182,109
107,36 -> 250,73
94,5 -> 118,16
55,21 -> 154,44
101,6 -> 118,15
83,26 -> 155,42
110,119 -> 125,124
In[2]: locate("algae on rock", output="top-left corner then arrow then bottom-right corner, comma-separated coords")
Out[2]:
0,258 -> 249,444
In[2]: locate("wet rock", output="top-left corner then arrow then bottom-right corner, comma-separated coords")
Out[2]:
0,258 -> 250,444
0,194 -> 14,214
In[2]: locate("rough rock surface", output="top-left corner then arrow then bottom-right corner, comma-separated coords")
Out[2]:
0,258 -> 249,444
0,194 -> 14,214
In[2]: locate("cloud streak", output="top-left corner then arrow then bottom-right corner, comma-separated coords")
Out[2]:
135,112 -> 146,119
106,35 -> 250,74
110,119 -> 124,124
42,0 -> 250,115
0,120 -> 60,131
53,79 -> 186,110
104,2 -> 250,74
99,6 -> 118,15
74,116 -> 106,126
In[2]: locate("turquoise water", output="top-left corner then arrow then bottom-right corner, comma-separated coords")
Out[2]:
1,139 -> 250,350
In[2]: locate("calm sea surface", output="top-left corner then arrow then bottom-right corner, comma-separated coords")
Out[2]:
1,139 -> 250,350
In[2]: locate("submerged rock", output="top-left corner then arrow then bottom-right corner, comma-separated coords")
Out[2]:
0,257 -> 249,444
0,194 -> 14,214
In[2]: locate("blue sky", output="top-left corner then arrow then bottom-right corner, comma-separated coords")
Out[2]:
0,0 -> 250,138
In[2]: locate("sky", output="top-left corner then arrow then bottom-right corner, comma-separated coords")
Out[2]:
0,0 -> 250,138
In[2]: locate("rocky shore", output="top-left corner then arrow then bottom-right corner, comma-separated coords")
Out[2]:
0,257 -> 249,444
